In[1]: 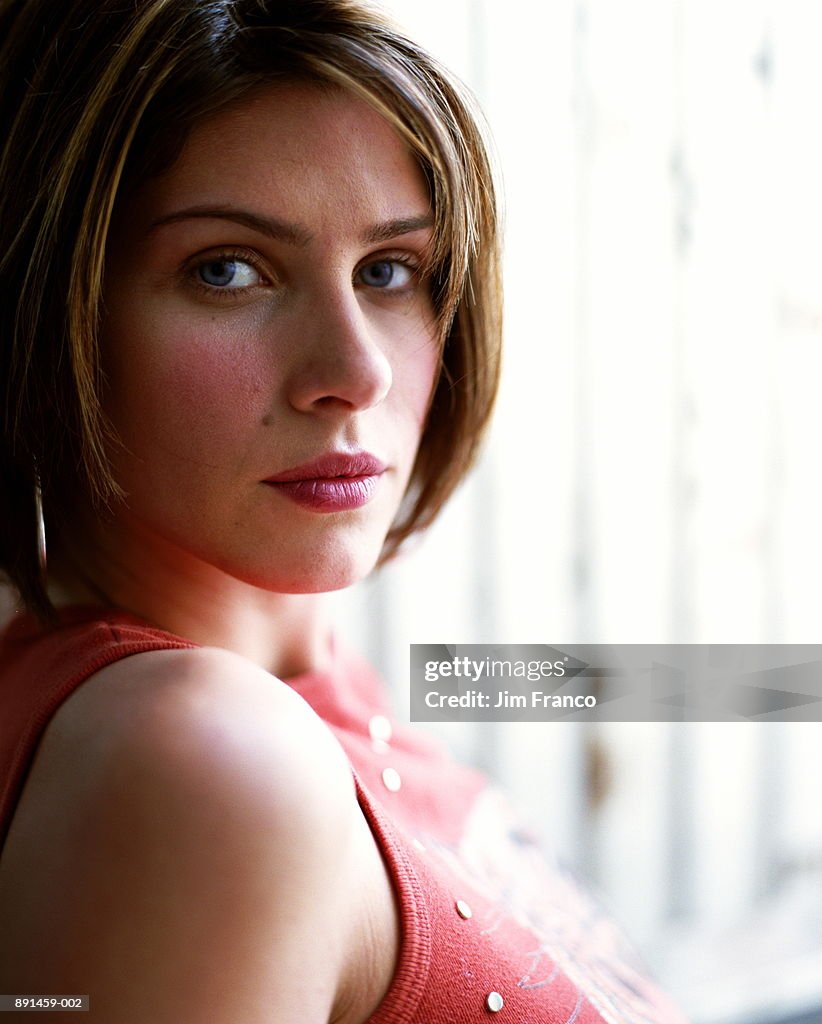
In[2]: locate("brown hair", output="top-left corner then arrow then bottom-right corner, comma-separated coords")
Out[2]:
0,0 -> 502,622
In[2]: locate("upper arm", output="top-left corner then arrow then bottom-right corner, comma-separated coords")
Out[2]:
0,648 -> 360,1024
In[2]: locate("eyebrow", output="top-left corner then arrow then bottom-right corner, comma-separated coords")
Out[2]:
147,206 -> 434,246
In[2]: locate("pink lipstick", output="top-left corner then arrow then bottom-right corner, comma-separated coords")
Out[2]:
262,451 -> 386,512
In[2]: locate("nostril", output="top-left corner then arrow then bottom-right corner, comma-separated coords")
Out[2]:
313,394 -> 349,409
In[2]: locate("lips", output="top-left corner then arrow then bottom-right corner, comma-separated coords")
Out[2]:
263,451 -> 386,483
262,451 -> 387,512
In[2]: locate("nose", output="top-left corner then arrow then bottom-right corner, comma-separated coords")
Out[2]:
285,289 -> 393,414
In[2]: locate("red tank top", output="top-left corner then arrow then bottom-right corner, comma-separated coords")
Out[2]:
0,605 -> 689,1024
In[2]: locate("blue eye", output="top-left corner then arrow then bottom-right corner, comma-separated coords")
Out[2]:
358,260 -> 414,289
197,258 -> 260,289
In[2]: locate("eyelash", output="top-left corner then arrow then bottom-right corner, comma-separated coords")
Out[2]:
184,248 -> 423,302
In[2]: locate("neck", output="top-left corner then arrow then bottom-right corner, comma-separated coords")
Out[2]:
48,514 -> 334,681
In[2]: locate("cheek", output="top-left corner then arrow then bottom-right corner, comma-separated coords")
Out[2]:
398,334 -> 441,430
104,314 -> 271,462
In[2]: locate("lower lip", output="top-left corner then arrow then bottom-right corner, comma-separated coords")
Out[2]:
263,475 -> 382,512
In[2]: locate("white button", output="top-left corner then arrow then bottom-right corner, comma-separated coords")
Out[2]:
455,899 -> 472,919
381,767 -> 402,792
368,714 -> 393,743
486,991 -> 504,1012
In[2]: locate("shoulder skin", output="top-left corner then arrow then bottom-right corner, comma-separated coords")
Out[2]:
0,646 -> 371,1024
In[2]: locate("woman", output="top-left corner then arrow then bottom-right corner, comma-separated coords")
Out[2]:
0,1 -> 688,1021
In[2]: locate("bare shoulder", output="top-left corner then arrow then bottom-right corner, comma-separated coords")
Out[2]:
51,645 -> 354,797
0,647 -> 361,1024
54,645 -> 340,749
28,645 -> 357,854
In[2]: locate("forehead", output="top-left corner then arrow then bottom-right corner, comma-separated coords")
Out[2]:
128,81 -> 432,233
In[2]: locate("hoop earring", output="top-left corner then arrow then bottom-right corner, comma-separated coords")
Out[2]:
33,469 -> 47,578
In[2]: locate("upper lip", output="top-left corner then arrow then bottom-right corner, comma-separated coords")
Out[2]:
263,450 -> 387,483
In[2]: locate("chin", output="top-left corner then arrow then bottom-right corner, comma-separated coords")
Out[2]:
230,535 -> 385,595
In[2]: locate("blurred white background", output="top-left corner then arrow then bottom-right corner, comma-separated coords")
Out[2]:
330,2 -> 822,1022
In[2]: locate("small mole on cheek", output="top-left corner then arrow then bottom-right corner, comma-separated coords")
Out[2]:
262,414 -> 273,426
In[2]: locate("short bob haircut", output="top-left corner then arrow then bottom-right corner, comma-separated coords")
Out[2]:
0,0 -> 502,623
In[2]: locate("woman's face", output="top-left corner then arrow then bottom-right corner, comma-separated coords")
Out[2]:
100,82 -> 440,593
